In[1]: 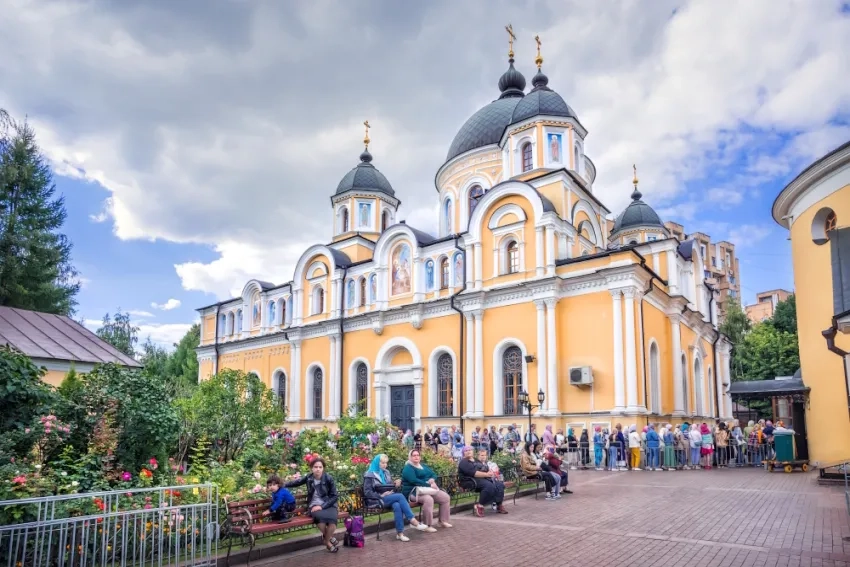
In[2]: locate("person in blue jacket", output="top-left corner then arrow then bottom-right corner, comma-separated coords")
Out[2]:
645,425 -> 661,471
262,474 -> 296,522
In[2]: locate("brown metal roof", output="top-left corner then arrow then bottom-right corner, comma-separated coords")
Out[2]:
0,306 -> 141,367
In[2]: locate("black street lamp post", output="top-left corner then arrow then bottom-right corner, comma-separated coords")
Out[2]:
518,389 -> 545,444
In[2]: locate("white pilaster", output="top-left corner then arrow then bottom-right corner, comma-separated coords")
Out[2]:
288,340 -> 302,421
474,243 -> 483,289
465,246 -> 474,287
328,335 -> 338,420
377,267 -> 388,310
623,289 -> 640,413
545,298 -> 559,414
535,227 -> 544,277
671,314 -> 685,416
534,300 -> 548,411
474,311 -> 484,416
465,313 -> 475,417
413,258 -> 424,302
652,252 -> 661,274
611,291 -> 625,413
545,226 -> 555,276
666,249 -> 679,295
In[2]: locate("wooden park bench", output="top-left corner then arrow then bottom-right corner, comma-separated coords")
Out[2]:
223,492 -> 350,566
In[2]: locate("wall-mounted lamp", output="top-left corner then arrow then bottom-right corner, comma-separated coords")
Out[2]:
524,354 -> 535,363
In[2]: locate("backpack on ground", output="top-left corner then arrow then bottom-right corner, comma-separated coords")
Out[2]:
344,515 -> 365,548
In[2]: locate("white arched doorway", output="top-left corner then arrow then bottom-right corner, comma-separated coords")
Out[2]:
374,337 -> 424,432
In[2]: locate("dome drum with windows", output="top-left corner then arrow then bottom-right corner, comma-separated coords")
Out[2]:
195,27 -> 734,435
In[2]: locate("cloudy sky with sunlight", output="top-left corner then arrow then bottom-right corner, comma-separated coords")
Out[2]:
1,0 -> 849,347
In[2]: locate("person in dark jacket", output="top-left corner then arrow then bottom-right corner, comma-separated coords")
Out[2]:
363,454 -> 431,541
284,458 -> 340,552
458,447 -> 508,517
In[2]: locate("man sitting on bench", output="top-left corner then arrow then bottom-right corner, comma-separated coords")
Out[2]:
457,447 -> 508,517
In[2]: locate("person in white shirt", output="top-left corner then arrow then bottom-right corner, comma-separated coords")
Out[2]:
628,425 -> 642,470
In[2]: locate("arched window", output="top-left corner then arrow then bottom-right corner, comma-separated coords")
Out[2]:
649,343 -> 660,414
628,239 -> 638,246
694,358 -> 703,416
440,257 -> 450,289
521,143 -> 533,172
359,278 -> 367,307
369,274 -> 378,304
507,240 -> 519,274
280,300 -> 287,327
681,354 -> 690,414
268,301 -> 276,326
226,312 -> 234,336
381,210 -> 390,231
355,363 -> 368,411
276,372 -> 287,411
444,198 -> 453,234
218,314 -> 226,337
236,310 -> 242,334
251,292 -> 261,328
312,286 -> 324,315
468,185 -> 485,215
341,208 -> 349,233
574,146 -> 580,170
826,211 -> 837,233
503,346 -> 523,415
438,353 -> 453,417
313,368 -> 323,420
283,298 -> 291,325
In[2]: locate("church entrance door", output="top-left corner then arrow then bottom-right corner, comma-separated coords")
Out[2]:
390,385 -> 415,433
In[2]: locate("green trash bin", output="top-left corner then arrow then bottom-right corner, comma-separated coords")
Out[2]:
774,431 -> 796,462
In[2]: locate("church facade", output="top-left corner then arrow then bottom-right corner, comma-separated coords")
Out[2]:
196,42 -> 733,435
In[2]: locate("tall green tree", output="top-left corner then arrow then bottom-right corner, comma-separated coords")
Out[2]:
719,299 -> 751,380
96,310 -> 139,358
165,324 -> 200,394
0,110 -> 79,314
770,294 -> 797,335
734,322 -> 800,382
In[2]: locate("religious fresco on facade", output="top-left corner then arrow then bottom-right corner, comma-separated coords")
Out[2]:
453,252 -> 464,286
425,259 -> 435,291
547,133 -> 562,163
251,295 -> 261,327
346,279 -> 355,308
444,199 -> 452,233
391,243 -> 412,295
369,273 -> 377,303
358,202 -> 371,228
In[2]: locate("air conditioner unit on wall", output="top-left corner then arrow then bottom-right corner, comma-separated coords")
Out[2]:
569,366 -> 593,386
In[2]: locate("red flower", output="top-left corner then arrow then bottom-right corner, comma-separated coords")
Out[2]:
93,498 -> 105,511
148,458 -> 158,470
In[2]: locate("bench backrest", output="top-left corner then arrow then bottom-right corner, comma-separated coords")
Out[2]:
227,493 -> 310,526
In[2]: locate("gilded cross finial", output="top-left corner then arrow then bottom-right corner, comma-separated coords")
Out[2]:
632,164 -> 639,188
363,120 -> 370,150
505,24 -> 516,60
534,35 -> 543,69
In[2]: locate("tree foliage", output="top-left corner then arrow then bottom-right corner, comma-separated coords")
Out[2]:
719,299 -> 751,380
734,322 -> 800,382
770,294 -> 797,335
96,310 -> 139,358
175,369 -> 284,463
0,110 -> 79,315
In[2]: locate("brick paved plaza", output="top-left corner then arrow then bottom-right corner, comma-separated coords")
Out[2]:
256,468 -> 850,567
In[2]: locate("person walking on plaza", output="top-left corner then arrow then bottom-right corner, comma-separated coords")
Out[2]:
401,449 -> 452,529
363,454 -> 433,541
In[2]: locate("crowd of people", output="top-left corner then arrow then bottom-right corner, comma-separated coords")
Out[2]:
258,418 -> 783,550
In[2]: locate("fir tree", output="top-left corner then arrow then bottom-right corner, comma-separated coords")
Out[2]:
0,110 -> 79,315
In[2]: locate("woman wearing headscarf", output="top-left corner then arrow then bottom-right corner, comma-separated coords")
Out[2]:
519,441 -> 556,498
401,449 -> 452,528
567,428 -> 579,468
593,426 -> 606,470
662,425 -> 676,470
363,454 -> 432,541
699,423 -> 714,469
438,427 -> 451,457
402,430 -> 414,450
579,429 -> 591,468
731,420 -> 745,466
541,424 -> 556,448
688,423 -> 702,468
675,424 -> 689,470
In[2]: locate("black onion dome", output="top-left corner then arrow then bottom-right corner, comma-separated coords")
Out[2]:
511,87 -> 577,124
611,187 -> 664,235
335,149 -> 395,197
498,59 -> 526,99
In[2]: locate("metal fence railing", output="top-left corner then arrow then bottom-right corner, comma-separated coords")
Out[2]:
0,484 -> 219,567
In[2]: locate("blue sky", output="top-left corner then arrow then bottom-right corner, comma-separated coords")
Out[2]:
3,1 -> 848,347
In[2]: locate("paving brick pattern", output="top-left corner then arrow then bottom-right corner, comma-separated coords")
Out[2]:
256,469 -> 850,567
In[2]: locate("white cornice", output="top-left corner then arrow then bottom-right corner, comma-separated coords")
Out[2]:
331,190 -> 399,208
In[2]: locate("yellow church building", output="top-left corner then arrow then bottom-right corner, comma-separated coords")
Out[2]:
772,140 -> 850,466
196,39 -> 732,436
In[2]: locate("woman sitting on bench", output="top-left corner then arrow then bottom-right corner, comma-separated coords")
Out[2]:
457,447 -> 508,517
284,457 -> 340,553
363,454 -> 432,542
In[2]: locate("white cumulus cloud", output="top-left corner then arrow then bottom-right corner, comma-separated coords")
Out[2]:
151,299 -> 181,311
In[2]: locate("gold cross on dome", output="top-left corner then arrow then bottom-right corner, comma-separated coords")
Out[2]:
632,164 -> 639,188
505,24 -> 516,59
534,35 -> 543,68
363,120 -> 370,149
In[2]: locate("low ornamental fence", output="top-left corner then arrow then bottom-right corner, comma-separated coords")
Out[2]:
0,484 -> 219,567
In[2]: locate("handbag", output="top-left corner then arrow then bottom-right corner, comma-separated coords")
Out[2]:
409,485 -> 439,502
